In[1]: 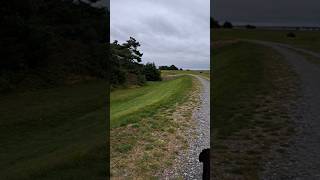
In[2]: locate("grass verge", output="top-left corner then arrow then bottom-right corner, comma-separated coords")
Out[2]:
110,76 -> 200,178
212,29 -> 320,53
0,81 -> 107,180
212,42 -> 299,179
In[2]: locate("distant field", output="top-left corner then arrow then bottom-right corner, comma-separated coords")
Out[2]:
161,70 -> 210,79
212,29 -> 320,53
110,76 -> 195,177
212,41 -> 298,178
0,81 -> 107,180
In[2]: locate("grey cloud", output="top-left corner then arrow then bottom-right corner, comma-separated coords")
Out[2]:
111,0 -> 210,70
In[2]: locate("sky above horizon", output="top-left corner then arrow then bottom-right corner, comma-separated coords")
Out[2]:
212,0 -> 320,26
111,0 -> 210,70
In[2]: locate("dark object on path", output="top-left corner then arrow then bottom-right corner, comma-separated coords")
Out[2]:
287,32 -> 296,38
199,148 -> 210,180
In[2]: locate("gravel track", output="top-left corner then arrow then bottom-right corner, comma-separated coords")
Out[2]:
180,76 -> 210,179
249,40 -> 320,179
162,75 -> 210,179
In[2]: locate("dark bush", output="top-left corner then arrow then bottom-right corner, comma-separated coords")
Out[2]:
223,21 -> 233,29
246,25 -> 256,29
287,32 -> 296,38
211,18 -> 221,28
143,62 -> 161,81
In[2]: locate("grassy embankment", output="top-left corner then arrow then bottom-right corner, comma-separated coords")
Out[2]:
110,75 -> 198,177
0,81 -> 107,180
212,29 -> 320,53
212,41 -> 298,179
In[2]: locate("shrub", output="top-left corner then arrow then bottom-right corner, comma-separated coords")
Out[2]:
211,18 -> 221,28
223,21 -> 233,29
144,62 -> 162,81
246,25 -> 256,29
287,32 -> 296,38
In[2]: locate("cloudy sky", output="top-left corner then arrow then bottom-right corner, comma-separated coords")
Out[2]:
212,0 -> 320,26
111,0 -> 210,70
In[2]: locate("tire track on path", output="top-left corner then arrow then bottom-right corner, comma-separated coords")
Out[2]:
248,40 -> 320,179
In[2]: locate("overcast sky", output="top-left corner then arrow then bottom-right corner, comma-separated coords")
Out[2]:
212,0 -> 320,26
111,0 -> 210,70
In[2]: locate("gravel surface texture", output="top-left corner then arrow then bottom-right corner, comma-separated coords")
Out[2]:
249,40 -> 320,179
181,76 -> 210,179
162,76 -> 210,179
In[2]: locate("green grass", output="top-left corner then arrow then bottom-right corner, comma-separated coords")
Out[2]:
110,76 -> 192,128
0,81 -> 107,180
212,29 -> 320,53
110,76 -> 194,177
212,41 -> 298,178
161,70 -> 210,79
212,42 -> 274,137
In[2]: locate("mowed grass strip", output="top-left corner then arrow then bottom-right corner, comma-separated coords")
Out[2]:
0,81 -> 107,180
110,76 -> 195,177
212,29 -> 320,53
110,76 -> 192,128
212,42 -> 298,179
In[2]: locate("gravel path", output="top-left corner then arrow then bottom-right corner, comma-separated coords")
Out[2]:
249,40 -> 320,179
180,76 -> 210,179
161,75 -> 210,179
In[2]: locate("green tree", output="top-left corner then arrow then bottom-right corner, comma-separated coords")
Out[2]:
110,38 -> 145,86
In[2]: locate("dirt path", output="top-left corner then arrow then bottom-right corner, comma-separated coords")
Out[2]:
249,40 -> 320,179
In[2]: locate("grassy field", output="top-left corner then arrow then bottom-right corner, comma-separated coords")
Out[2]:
161,70 -> 210,79
0,81 -> 107,180
111,76 -> 193,128
212,41 -> 298,179
110,76 -> 198,177
212,29 -> 320,53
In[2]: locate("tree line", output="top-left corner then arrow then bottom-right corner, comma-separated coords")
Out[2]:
110,37 -> 162,87
211,18 -> 257,29
159,65 -> 182,71
211,18 -> 233,29
0,0 -> 177,92
1,0 -> 108,92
